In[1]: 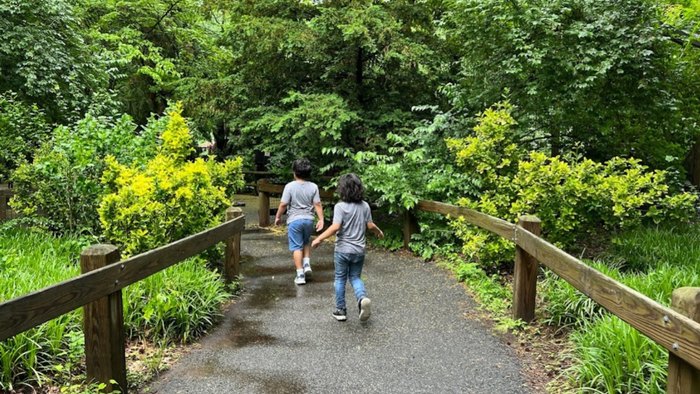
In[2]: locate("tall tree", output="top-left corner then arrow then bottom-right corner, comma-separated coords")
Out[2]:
447,0 -> 699,170
0,0 -> 110,123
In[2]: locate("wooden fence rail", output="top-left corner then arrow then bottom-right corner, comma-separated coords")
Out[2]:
0,208 -> 245,393
405,199 -> 700,393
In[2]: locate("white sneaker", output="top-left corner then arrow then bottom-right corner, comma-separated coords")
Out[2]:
359,298 -> 371,321
294,273 -> 306,285
303,263 -> 312,277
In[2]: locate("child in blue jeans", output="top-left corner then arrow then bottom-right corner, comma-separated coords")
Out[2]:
312,173 -> 383,321
275,159 -> 324,285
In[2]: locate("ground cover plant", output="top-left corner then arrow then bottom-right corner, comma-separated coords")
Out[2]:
539,224 -> 700,393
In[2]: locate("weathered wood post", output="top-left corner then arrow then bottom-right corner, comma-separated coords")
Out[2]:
258,179 -> 271,227
402,209 -> 419,250
513,215 -> 541,322
667,287 -> 700,394
80,244 -> 127,393
225,207 -> 244,283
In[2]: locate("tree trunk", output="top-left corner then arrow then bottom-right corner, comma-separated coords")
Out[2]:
213,121 -> 232,160
550,127 -> 561,157
686,134 -> 700,187
356,46 -> 365,108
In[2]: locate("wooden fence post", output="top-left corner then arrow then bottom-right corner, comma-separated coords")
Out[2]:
668,287 -> 700,394
225,207 -> 244,283
513,215 -> 541,322
258,179 -> 271,227
402,209 -> 419,250
80,244 -> 127,393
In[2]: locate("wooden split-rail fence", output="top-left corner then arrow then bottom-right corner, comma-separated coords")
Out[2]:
256,179 -> 700,393
0,207 -> 245,393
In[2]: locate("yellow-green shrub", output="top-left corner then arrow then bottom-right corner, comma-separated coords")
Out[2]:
98,105 -> 244,256
447,103 -> 697,269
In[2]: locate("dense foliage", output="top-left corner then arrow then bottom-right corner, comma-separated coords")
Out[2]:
99,105 -> 244,256
3,0 -> 700,392
0,92 -> 51,182
11,114 -> 158,234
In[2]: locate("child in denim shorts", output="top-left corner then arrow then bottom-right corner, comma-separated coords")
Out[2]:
275,159 -> 324,285
312,173 -> 384,321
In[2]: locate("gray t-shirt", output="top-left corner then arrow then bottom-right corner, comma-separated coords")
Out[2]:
281,181 -> 321,224
333,201 -> 372,255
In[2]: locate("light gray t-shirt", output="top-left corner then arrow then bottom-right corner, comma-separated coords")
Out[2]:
281,181 -> 321,224
333,201 -> 373,255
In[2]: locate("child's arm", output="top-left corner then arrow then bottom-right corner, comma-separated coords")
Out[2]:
274,202 -> 287,226
311,223 -> 340,249
314,202 -> 324,232
367,221 -> 384,239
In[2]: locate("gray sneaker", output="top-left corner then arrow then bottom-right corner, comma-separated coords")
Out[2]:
359,297 -> 371,321
294,273 -> 306,285
303,263 -> 312,277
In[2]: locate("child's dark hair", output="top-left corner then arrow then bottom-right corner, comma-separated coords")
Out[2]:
292,158 -> 312,179
337,173 -> 364,203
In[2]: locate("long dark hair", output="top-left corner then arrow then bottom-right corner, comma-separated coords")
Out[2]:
337,173 -> 364,203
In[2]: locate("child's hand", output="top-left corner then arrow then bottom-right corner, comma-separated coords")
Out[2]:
274,217 -> 282,226
315,220 -> 324,232
311,238 -> 321,249
376,229 -> 385,239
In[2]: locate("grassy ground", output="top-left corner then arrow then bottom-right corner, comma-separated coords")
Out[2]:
0,223 -> 232,392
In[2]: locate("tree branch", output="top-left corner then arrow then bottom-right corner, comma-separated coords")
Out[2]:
145,1 -> 182,37
663,23 -> 700,50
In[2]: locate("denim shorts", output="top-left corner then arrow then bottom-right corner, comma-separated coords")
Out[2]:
287,219 -> 314,251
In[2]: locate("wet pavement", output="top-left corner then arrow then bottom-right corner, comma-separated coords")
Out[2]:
146,198 -> 532,393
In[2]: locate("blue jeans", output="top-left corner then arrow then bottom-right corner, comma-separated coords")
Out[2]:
334,252 -> 367,310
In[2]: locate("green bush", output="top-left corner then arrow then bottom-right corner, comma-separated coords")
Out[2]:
98,104 -> 244,256
10,113 -> 158,234
446,103 -> 697,270
0,92 -> 52,182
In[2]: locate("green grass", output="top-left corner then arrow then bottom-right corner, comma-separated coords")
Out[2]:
0,224 -> 231,390
542,224 -> 700,393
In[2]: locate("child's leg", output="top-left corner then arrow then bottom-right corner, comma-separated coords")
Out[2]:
347,254 -> 367,301
288,221 -> 305,270
292,250 -> 303,270
334,252 -> 350,310
301,220 -> 313,273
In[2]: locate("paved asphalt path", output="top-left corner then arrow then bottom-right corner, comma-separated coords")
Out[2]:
147,198 -> 531,393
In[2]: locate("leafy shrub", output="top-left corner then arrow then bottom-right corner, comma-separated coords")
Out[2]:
99,104 -> 244,256
0,92 -> 52,182
446,103 -> 697,269
11,113 -> 158,234
357,110 -> 482,213
243,92 -> 360,176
